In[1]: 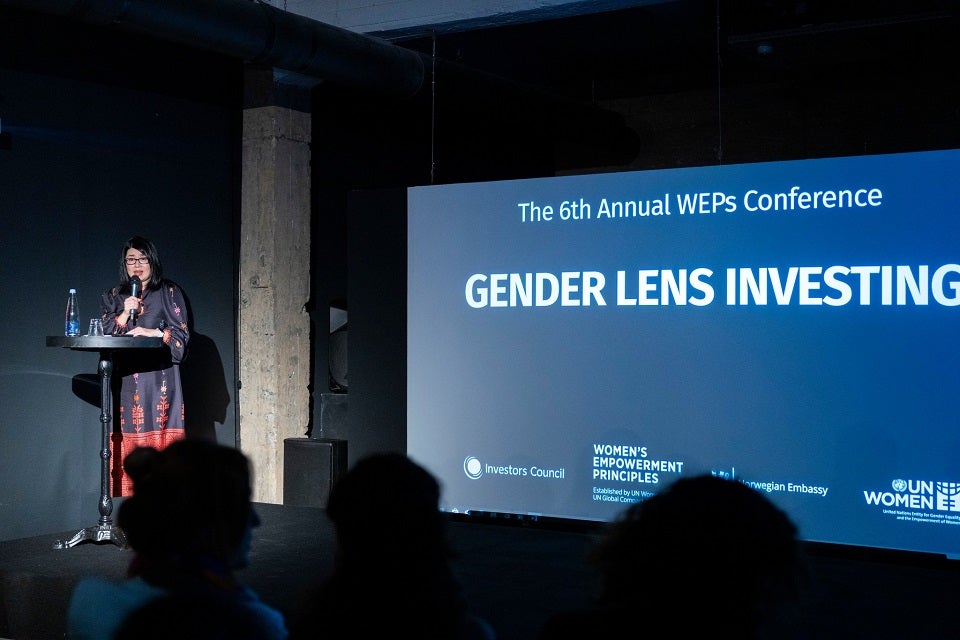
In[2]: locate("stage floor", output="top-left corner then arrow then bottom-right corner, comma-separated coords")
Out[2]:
1,502 -> 958,639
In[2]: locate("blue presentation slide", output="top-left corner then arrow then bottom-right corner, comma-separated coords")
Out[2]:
407,149 -> 960,558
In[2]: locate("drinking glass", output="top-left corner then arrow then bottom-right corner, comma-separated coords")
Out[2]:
88,318 -> 103,336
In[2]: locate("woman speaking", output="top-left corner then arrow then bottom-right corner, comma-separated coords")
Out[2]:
100,235 -> 190,496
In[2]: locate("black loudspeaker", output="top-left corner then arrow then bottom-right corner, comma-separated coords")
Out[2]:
316,392 -> 347,440
283,437 -> 348,508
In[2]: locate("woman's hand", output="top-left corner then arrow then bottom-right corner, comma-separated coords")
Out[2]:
126,326 -> 165,339
123,295 -> 141,317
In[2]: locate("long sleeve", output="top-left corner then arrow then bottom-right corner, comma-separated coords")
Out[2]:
158,282 -> 189,364
100,286 -> 126,337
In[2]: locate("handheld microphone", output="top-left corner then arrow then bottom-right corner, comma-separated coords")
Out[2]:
129,275 -> 141,322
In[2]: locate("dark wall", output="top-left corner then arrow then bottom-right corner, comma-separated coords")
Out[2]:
344,189 -> 407,463
0,9 -> 241,541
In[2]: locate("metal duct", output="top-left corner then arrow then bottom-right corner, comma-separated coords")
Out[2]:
0,0 -> 426,97
0,0 -> 640,163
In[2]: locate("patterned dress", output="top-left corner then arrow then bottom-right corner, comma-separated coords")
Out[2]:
100,279 -> 190,495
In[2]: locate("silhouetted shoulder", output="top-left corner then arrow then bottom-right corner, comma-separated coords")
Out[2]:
114,590 -> 285,640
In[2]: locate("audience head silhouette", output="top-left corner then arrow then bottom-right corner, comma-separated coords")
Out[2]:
288,452 -> 495,640
539,473 -> 808,640
118,438 -> 258,572
326,451 -> 448,562
593,473 -> 806,636
68,439 -> 287,640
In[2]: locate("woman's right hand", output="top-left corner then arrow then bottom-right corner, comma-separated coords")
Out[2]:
124,295 -> 141,317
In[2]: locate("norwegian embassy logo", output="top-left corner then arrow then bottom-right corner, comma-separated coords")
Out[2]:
464,456 -> 483,480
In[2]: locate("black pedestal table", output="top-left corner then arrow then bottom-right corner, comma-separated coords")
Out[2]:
45,335 -> 163,549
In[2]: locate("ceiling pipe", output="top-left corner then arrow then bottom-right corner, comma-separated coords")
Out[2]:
0,0 -> 640,163
0,0 -> 426,97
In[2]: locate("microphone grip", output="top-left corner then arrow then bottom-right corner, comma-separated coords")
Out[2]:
129,277 -> 141,322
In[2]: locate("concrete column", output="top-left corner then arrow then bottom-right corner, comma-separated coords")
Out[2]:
240,104 -> 311,504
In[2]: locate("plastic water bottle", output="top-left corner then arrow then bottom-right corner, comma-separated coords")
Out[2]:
65,288 -> 80,336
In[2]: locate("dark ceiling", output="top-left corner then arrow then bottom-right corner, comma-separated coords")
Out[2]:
390,0 -> 960,101
4,0 -> 954,181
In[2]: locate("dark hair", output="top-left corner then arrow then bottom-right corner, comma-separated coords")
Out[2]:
326,453 -> 448,560
118,235 -> 164,291
288,453 -> 477,640
117,439 -> 253,567
588,474 -> 808,636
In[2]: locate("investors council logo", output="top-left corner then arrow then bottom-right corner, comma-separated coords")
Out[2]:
462,455 -> 565,481
464,456 -> 483,480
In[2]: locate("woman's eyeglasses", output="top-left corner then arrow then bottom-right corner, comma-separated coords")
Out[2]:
125,257 -> 149,265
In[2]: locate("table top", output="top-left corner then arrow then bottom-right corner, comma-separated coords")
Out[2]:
46,335 -> 164,350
